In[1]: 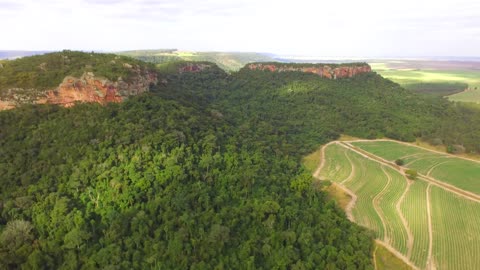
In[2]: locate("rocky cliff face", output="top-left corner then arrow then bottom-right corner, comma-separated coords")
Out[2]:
0,68 -> 157,110
177,63 -> 213,73
247,63 -> 371,79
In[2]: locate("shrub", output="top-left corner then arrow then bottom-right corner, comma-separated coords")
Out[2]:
395,159 -> 405,166
405,169 -> 418,180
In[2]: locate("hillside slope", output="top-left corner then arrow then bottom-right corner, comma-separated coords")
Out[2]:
1,58 -> 480,269
0,51 -> 158,109
118,49 -> 275,71
158,62 -> 480,153
0,74 -> 374,269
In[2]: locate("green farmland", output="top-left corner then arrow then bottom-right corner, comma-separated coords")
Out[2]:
352,140 -> 480,195
370,61 -> 480,103
318,141 -> 480,269
430,186 -> 480,269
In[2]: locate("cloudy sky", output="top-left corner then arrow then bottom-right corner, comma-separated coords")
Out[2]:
1,0 -> 480,57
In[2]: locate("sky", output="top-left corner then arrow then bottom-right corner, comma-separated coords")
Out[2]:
1,0 -> 480,57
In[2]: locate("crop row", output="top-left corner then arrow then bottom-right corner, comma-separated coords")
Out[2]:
344,148 -> 388,239
430,186 -> 480,270
400,180 -> 429,268
319,143 -> 352,183
321,142 -> 480,269
352,140 -> 480,195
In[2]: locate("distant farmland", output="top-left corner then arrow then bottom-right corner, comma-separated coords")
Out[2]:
370,60 -> 480,103
317,140 -> 480,270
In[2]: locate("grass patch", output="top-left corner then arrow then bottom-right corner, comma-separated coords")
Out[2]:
325,183 -> 351,211
338,134 -> 365,141
374,243 -> 413,270
302,146 -> 322,173
448,88 -> 480,103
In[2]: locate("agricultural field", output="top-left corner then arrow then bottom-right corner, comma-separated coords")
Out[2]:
319,143 -> 352,183
374,242 -> 413,270
430,186 -> 480,269
352,140 -> 480,195
318,140 -> 480,269
370,60 -> 480,102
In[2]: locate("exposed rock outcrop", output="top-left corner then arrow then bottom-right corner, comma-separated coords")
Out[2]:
0,100 -> 15,110
177,63 -> 213,73
0,68 -> 157,110
247,63 -> 371,79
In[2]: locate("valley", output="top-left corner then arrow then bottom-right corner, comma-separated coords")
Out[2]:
317,139 -> 480,270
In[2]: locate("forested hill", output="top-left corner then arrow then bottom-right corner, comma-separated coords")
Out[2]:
160,64 -> 480,153
117,49 -> 275,71
0,51 -> 154,91
0,51 -> 157,109
1,53 -> 480,269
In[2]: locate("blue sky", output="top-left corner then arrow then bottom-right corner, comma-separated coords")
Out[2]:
1,0 -> 480,57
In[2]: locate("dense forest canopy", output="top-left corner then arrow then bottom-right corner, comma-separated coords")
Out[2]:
0,51 -> 154,92
1,52 -> 480,269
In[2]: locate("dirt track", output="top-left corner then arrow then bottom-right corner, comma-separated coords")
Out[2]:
374,166 -> 390,242
340,141 -> 480,203
314,142 -> 357,221
396,179 -> 414,259
313,138 -> 480,270
314,141 -> 419,269
425,184 -> 436,270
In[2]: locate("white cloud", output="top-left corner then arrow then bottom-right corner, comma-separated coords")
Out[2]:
1,0 -> 479,56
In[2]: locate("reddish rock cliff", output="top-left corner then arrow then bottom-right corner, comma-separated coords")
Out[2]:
177,63 -> 213,73
0,69 -> 157,110
247,63 -> 371,79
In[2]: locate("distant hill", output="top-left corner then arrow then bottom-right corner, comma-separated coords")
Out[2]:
0,50 -> 50,59
117,49 -> 275,71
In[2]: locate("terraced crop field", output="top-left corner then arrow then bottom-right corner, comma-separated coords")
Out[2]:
352,140 -> 480,195
400,180 -> 429,268
318,140 -> 480,270
430,186 -> 480,269
320,143 -> 352,183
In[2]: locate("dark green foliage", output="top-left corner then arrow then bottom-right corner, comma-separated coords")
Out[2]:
221,69 -> 444,149
395,159 -> 405,166
446,144 -> 466,154
0,93 -> 374,268
405,170 -> 418,180
425,102 -> 480,153
2,53 -> 480,269
0,50 -> 154,92
404,82 -> 468,96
